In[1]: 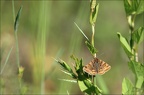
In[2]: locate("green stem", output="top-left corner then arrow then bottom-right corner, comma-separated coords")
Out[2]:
91,75 -> 94,95
128,14 -> 140,94
12,0 -> 15,22
19,78 -> 22,93
12,1 -> 22,94
14,31 -> 20,67
12,0 -> 20,67
91,25 -> 96,58
91,18 -> 96,95
128,15 -> 138,62
0,47 -> 13,74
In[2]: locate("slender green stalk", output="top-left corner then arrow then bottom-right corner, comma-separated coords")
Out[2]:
32,1 -> 51,94
91,25 -> 96,58
90,1 -> 97,95
91,24 -> 95,95
12,0 -> 15,22
12,1 -> 23,94
14,32 -> 20,67
128,15 -> 137,62
0,47 -> 13,74
40,1 -> 47,94
12,1 -> 22,68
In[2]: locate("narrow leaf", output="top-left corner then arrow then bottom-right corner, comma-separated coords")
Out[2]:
123,0 -> 144,15
56,59 -> 77,79
90,3 -> 99,25
58,79 -> 77,83
61,70 -> 77,79
128,61 -> 144,88
0,47 -> 13,74
74,22 -> 89,41
78,80 -> 88,92
132,27 -> 144,45
14,6 -> 23,32
117,32 -> 133,58
78,79 -> 102,95
70,55 -> 83,72
136,0 -> 144,14
129,61 -> 144,77
136,76 -> 144,88
122,78 -> 134,94
85,40 -> 98,55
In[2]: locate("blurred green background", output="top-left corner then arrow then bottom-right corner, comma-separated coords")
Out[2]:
1,0 -> 143,94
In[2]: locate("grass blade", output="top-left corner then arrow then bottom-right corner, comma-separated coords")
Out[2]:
74,22 -> 89,41
0,47 -> 13,74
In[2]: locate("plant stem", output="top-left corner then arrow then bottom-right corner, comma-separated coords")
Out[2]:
12,0 -> 20,67
91,75 -> 94,95
128,15 -> 138,62
128,14 -> 141,94
14,31 -> 20,67
90,1 -> 97,95
0,47 -> 13,74
91,24 -> 96,58
12,0 -> 15,22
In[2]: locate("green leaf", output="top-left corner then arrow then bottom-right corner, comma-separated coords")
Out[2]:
56,59 -> 77,79
129,61 -> 144,77
132,27 -> 144,45
136,76 -> 144,88
123,0 -> 144,15
122,78 -> 135,94
14,6 -> 23,32
74,22 -> 89,41
117,32 -> 133,58
85,40 -> 98,55
78,80 -> 88,92
78,79 -> 102,95
70,55 -> 83,73
58,79 -> 77,83
90,3 -> 99,25
0,47 -> 13,74
61,70 -> 77,79
128,61 -> 144,88
136,0 -> 144,14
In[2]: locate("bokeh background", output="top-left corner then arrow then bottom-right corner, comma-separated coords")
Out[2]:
1,0 -> 143,94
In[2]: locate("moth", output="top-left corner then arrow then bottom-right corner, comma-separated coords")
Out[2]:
83,58 -> 111,75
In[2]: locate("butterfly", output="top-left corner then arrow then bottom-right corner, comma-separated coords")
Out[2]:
83,57 -> 111,75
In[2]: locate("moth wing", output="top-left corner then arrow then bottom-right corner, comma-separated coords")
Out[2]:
95,58 -> 111,75
83,60 -> 98,75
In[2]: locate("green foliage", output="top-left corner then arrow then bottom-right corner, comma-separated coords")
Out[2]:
14,6 -> 23,68
78,79 -> 102,94
56,59 -> 77,79
119,0 -> 144,94
20,85 -> 27,95
128,61 -> 144,88
90,2 -> 99,25
132,27 -> 144,45
14,6 -> 23,32
56,0 -> 109,94
117,32 -> 133,58
13,5 -> 27,95
57,55 -> 102,95
85,40 -> 98,56
122,78 -> 135,94
0,47 -> 13,95
70,55 -> 83,73
123,0 -> 144,15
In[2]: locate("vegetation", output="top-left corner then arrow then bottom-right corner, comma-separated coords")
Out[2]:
0,0 -> 143,94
